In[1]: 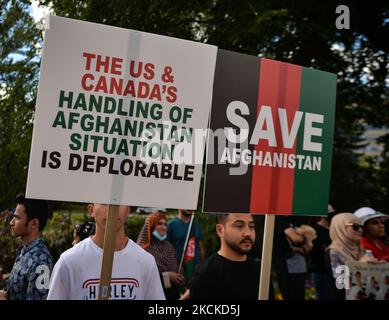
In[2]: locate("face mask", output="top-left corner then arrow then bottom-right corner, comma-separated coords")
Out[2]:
152,229 -> 167,241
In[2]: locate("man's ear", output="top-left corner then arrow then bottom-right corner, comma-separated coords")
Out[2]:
215,223 -> 224,238
28,218 -> 40,231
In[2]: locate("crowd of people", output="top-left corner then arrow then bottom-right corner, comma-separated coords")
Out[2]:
0,194 -> 388,300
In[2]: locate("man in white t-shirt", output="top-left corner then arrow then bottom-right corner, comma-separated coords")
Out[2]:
48,204 -> 165,300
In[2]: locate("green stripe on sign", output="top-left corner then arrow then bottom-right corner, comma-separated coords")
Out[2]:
292,67 -> 337,215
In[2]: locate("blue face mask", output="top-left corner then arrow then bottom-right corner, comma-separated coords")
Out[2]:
152,229 -> 167,241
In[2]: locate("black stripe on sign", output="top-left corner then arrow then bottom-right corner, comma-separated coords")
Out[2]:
203,49 -> 259,213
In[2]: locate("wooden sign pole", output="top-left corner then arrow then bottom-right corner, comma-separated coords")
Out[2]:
258,214 -> 275,300
98,204 -> 119,300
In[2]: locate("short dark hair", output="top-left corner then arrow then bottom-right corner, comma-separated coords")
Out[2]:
216,214 -> 230,225
15,193 -> 49,231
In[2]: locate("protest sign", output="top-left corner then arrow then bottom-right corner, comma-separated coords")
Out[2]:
27,15 -> 217,209
202,49 -> 337,299
347,261 -> 389,300
203,49 -> 337,215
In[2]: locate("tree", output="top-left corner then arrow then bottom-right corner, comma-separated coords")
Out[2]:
0,0 -> 42,209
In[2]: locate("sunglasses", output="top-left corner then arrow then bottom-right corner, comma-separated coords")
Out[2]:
157,222 -> 167,226
345,223 -> 364,231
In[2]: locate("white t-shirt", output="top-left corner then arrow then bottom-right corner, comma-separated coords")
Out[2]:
47,237 -> 165,300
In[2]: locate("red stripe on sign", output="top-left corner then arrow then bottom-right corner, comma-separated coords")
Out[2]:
249,58 -> 301,214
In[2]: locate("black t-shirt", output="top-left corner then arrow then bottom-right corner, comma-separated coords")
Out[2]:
189,253 -> 271,300
310,223 -> 331,273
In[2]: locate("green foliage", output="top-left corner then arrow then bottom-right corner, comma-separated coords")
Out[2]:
195,212 -> 219,258
0,0 -> 42,209
0,210 -> 17,275
39,0 -> 209,40
125,214 -> 146,242
43,211 -> 74,262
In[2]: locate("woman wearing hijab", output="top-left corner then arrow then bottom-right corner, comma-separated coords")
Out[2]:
328,213 -> 376,299
137,212 -> 185,299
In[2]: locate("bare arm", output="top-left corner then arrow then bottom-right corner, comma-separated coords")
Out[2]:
284,227 -> 305,245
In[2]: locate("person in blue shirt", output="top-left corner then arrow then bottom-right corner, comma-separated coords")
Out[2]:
0,194 -> 53,300
167,209 -> 204,285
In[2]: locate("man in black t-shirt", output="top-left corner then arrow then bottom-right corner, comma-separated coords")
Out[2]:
189,213 -> 273,300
